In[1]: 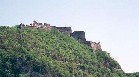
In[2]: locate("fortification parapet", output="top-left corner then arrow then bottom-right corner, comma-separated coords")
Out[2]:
71,31 -> 86,42
86,41 -> 92,47
18,21 -> 102,53
21,21 -> 52,30
56,27 -> 72,34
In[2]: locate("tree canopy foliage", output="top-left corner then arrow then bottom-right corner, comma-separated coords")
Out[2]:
0,26 -> 137,77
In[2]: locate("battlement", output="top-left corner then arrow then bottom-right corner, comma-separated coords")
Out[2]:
71,31 -> 86,42
56,27 -> 72,34
18,21 -> 102,53
70,31 -> 102,52
19,21 -> 52,30
86,41 -> 92,47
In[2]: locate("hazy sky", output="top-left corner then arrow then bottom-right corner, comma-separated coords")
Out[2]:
0,0 -> 139,73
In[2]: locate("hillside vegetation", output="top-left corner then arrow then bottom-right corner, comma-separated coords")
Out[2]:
126,72 -> 139,77
0,26 -> 131,77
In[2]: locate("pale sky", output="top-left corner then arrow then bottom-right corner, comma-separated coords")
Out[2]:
0,0 -> 139,73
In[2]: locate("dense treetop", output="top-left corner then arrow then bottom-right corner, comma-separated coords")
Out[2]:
0,26 -> 137,77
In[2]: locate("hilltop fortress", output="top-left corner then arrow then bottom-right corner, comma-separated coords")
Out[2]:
19,21 -> 102,53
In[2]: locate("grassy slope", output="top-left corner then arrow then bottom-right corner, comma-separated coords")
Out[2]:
0,26 -> 127,77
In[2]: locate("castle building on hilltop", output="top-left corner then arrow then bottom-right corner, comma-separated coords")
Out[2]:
19,21 -> 52,30
71,31 -> 86,42
71,31 -> 102,52
56,27 -> 72,35
19,21 -> 102,53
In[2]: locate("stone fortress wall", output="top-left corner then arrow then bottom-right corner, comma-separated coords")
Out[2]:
55,27 -> 72,35
70,31 -> 102,53
19,21 -> 102,52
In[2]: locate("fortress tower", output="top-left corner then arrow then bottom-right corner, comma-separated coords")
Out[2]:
71,31 -> 86,43
56,27 -> 72,35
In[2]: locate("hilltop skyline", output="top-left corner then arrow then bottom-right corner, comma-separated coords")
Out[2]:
0,0 -> 139,73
